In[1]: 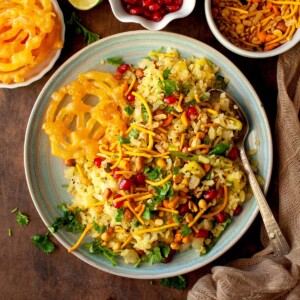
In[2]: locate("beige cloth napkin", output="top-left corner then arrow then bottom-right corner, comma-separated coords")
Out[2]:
188,43 -> 300,300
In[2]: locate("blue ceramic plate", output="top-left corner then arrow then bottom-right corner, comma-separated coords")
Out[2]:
24,31 -> 272,279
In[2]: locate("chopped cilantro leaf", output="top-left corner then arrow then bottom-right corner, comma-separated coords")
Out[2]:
159,79 -> 179,97
144,166 -> 162,181
134,257 -> 142,268
200,94 -> 209,100
128,128 -> 139,139
147,181 -> 172,210
124,105 -> 134,116
160,244 -> 170,258
173,166 -> 180,175
115,207 -> 124,222
214,75 -> 228,90
16,211 -> 29,226
107,57 -> 124,66
84,241 -> 117,266
67,12 -> 99,45
160,275 -> 187,290
50,203 -> 84,234
142,207 -> 151,220
117,136 -> 130,144
32,233 -> 56,254
181,224 -> 192,236
141,103 -> 148,121
93,221 -> 107,233
146,246 -> 165,265
163,67 -> 171,79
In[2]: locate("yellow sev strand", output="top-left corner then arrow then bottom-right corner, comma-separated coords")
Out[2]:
202,185 -> 229,219
145,173 -> 173,187
282,4 -> 298,19
131,92 -> 153,125
121,235 -> 133,249
124,151 -> 152,158
227,6 -> 249,14
125,74 -> 136,97
133,194 -> 153,201
68,224 -> 93,252
86,201 -> 105,208
269,0 -> 300,4
287,24 -> 296,40
180,133 -> 186,151
148,135 -> 154,150
113,192 -> 150,203
127,201 -> 145,224
157,207 -> 179,214
177,93 -> 184,112
111,141 -> 122,169
122,144 -> 158,154
138,204 -> 146,216
266,25 -> 291,45
126,123 -> 155,136
134,223 -> 179,235
188,204 -> 212,228
99,146 -> 118,157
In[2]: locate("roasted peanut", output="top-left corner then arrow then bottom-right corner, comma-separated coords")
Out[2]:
170,242 -> 181,250
124,208 -> 134,222
64,159 -> 75,166
103,188 -> 112,200
135,68 -> 144,78
136,156 -> 144,172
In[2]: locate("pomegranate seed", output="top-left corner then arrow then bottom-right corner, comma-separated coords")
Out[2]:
228,147 -> 239,160
94,157 -> 104,168
135,173 -> 146,186
187,106 -> 198,119
203,188 -> 218,201
126,93 -> 135,102
194,229 -> 209,238
152,11 -> 163,22
164,0 -> 172,4
112,167 -> 122,179
114,71 -> 123,80
174,0 -> 183,5
178,203 -> 189,216
216,187 -> 223,199
129,7 -> 143,15
163,95 -> 177,104
157,0 -> 165,4
233,206 -> 243,216
149,3 -> 161,11
117,63 -> 131,74
119,178 -> 133,190
113,194 -> 125,208
166,4 -> 180,12
215,212 -> 227,223
142,0 -> 153,7
143,10 -> 153,19
124,0 -> 138,4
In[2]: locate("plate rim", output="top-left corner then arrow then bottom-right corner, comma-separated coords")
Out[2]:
24,30 -> 273,279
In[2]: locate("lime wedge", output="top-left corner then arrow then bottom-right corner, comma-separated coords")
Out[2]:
68,0 -> 103,10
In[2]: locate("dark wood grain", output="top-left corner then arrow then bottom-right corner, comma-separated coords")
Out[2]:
0,1 -> 279,299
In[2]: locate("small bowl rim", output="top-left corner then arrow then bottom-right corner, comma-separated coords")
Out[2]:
204,0 -> 300,58
0,0 -> 65,89
108,0 -> 196,31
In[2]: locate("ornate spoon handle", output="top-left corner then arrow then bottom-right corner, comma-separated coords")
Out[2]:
240,148 -> 290,256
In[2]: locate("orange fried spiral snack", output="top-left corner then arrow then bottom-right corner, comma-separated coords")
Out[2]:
0,0 -> 63,84
43,72 -> 129,161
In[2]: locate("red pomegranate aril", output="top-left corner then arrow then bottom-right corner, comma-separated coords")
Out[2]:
215,212 -> 227,223
164,95 -> 177,104
157,0 -> 165,4
149,3 -> 161,11
203,188 -> 218,201
187,106 -> 198,119
228,147 -> 239,160
113,194 -> 125,208
174,0 -> 183,5
233,205 -> 243,216
166,4 -> 180,12
126,93 -> 135,102
135,173 -> 146,186
94,157 -> 104,168
124,0 -> 138,4
143,10 -> 153,19
112,167 -> 122,179
164,0 -> 172,4
142,0 -> 153,7
117,63 -> 131,74
119,178 -> 133,190
194,229 -> 209,238
129,7 -> 143,15
152,11 -> 163,22
178,203 -> 189,216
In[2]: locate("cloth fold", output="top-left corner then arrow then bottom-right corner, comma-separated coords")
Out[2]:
188,43 -> 300,300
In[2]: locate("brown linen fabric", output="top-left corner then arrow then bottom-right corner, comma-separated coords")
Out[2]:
188,43 -> 300,300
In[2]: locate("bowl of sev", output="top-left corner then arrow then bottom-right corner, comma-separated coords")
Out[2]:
0,0 -> 64,88
205,0 -> 300,58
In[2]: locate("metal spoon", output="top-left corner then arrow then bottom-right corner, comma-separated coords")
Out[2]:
208,89 -> 290,256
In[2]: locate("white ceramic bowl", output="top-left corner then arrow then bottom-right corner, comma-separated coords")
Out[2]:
205,0 -> 300,58
0,0 -> 65,89
108,0 -> 196,30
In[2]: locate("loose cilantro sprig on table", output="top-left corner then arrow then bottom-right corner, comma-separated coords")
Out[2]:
50,203 -> 84,234
67,12 -> 100,45
160,275 -> 187,290
16,211 -> 29,226
32,233 -> 56,254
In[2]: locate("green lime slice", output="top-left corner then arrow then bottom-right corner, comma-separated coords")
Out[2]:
68,0 -> 103,10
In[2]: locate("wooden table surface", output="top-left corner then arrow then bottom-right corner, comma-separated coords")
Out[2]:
0,1 -> 280,299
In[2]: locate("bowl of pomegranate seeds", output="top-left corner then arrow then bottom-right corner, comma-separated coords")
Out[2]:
109,0 -> 196,30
